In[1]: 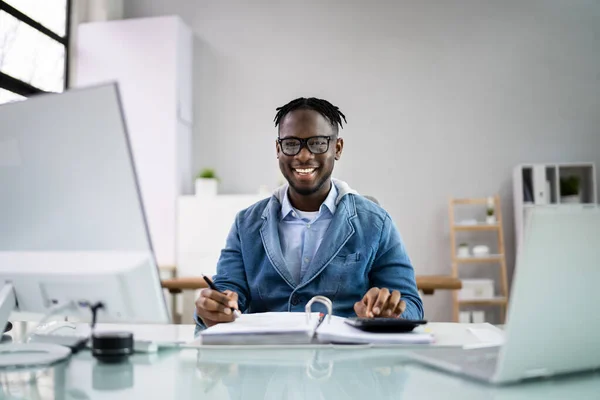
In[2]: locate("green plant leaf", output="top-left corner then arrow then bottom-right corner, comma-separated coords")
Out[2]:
560,176 -> 580,196
196,168 -> 218,180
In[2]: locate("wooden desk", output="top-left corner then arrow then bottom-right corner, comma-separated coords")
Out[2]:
161,275 -> 461,295
161,275 -> 461,323
416,275 -> 462,295
161,276 -> 208,293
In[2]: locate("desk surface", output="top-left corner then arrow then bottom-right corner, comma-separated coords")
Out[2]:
2,322 -> 599,399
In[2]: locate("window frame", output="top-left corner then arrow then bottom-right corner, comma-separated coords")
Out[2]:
0,0 -> 71,97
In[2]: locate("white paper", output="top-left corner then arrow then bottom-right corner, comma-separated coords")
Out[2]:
316,316 -> 434,344
201,312 -> 320,336
199,313 -> 434,345
463,327 -> 505,349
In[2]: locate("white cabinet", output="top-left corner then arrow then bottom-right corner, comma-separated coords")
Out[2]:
75,16 -> 193,267
176,195 -> 268,278
176,194 -> 268,323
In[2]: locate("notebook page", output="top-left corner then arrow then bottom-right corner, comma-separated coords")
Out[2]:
316,316 -> 434,344
201,312 -> 321,336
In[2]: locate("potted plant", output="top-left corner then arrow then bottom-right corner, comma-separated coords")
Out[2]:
195,168 -> 219,197
485,208 -> 496,224
560,176 -> 581,204
485,197 -> 496,224
457,243 -> 470,258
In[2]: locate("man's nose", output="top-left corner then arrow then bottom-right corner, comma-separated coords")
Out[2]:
295,146 -> 314,163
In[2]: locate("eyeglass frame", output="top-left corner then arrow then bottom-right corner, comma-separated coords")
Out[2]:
277,135 -> 335,156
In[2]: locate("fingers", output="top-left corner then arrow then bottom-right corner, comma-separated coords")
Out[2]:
372,288 -> 390,317
197,288 -> 234,312
393,300 -> 407,318
356,288 -> 405,319
223,290 -> 239,310
364,287 -> 380,318
382,290 -> 401,317
201,288 -> 234,307
355,287 -> 378,317
195,288 -> 237,325
354,300 -> 367,317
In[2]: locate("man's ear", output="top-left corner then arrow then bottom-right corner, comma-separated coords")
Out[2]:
334,137 -> 344,160
275,139 -> 280,159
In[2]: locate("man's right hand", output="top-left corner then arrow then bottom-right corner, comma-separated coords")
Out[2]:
195,288 -> 239,327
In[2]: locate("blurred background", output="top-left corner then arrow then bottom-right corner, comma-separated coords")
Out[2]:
2,0 -> 599,324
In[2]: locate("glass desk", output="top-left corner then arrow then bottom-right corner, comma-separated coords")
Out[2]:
2,322 -> 599,399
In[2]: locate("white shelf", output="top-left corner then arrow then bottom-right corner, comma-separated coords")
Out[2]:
453,224 -> 500,231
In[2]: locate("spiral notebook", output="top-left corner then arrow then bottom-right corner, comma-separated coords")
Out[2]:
199,296 -> 434,346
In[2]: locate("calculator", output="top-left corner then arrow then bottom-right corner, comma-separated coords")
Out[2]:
344,318 -> 427,333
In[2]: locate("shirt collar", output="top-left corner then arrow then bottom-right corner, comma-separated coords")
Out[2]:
280,189 -> 294,220
280,181 -> 338,220
320,181 -> 338,215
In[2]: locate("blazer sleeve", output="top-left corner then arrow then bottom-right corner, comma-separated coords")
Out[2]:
369,215 -> 424,320
194,213 -> 251,329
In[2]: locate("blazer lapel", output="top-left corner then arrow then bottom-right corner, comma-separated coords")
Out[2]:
259,199 -> 296,289
299,195 -> 356,287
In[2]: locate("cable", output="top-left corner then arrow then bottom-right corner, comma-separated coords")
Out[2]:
88,302 -> 104,330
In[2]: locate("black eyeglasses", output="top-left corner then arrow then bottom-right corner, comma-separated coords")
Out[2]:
277,136 -> 333,156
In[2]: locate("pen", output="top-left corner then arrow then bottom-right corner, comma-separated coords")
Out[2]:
201,274 -> 241,319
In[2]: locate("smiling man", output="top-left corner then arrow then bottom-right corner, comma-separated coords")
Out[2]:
195,97 -> 423,328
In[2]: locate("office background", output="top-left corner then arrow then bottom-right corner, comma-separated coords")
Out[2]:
3,0 -> 600,322
122,0 -> 600,321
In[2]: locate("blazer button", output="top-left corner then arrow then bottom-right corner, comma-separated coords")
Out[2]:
291,296 -> 300,306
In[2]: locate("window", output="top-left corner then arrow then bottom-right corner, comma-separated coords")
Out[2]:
0,0 -> 70,104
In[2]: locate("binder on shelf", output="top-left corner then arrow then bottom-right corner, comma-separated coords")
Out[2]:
198,296 -> 433,346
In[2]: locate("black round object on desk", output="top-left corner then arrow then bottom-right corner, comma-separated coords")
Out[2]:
91,331 -> 133,363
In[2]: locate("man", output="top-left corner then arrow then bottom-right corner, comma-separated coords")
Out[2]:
195,97 -> 423,327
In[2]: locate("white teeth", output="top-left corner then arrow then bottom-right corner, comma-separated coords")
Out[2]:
295,168 -> 315,174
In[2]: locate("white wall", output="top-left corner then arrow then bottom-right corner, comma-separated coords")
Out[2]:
123,0 -> 600,321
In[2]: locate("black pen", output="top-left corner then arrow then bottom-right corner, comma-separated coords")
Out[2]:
201,274 -> 241,318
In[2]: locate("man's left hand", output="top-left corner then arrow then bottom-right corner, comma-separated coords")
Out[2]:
354,287 -> 406,318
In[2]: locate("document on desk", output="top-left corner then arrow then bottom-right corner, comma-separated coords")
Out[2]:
316,316 -> 434,345
200,312 -> 322,345
199,312 -> 434,346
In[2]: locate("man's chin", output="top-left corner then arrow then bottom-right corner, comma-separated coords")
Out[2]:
290,182 -> 320,196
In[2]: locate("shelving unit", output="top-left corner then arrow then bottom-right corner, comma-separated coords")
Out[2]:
513,163 -> 597,251
449,196 -> 509,323
457,297 -> 507,306
455,255 -> 503,264
453,224 -> 500,231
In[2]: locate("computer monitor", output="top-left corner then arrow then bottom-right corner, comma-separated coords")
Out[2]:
0,83 -> 169,332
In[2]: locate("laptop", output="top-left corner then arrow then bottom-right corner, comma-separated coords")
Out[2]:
409,206 -> 600,384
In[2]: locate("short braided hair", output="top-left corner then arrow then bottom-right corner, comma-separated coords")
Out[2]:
274,97 -> 347,134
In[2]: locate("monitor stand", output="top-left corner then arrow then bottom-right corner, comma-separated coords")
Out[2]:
0,283 -> 16,339
0,283 -> 72,368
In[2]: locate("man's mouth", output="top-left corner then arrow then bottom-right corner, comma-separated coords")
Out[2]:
293,167 -> 318,177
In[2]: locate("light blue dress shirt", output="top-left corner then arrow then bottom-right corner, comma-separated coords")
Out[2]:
278,183 -> 338,285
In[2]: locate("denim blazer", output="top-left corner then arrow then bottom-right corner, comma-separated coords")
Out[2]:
201,179 -> 424,326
